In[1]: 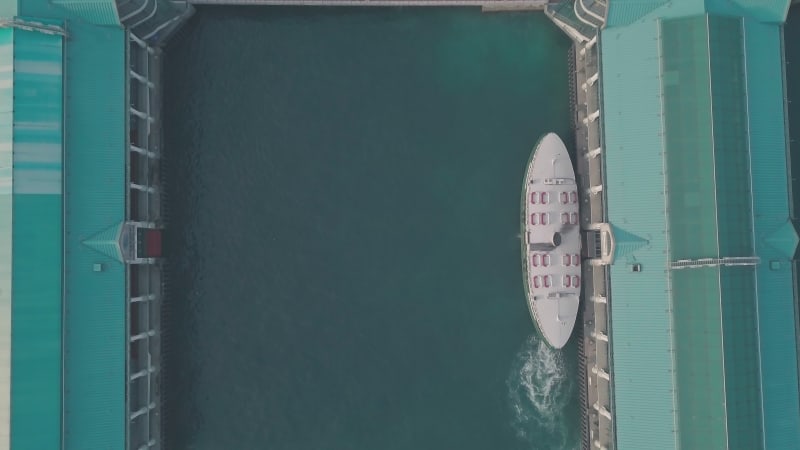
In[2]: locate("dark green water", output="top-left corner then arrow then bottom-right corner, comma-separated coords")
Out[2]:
162,8 -> 577,450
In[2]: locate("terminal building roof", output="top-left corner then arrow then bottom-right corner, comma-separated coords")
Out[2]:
0,0 -> 129,448
600,0 -> 799,449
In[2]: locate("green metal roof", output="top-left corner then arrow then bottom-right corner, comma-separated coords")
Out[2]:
731,0 -> 791,22
50,0 -> 121,26
610,225 -> 649,261
600,19 -> 679,449
743,18 -> 800,448
763,220 -> 799,258
605,0 -> 791,28
605,0 -> 668,27
62,22 -> 127,450
601,5 -> 799,449
82,221 -> 125,263
2,25 -> 65,450
0,28 -> 11,450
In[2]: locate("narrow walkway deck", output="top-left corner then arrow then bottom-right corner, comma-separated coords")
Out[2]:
189,0 -> 550,9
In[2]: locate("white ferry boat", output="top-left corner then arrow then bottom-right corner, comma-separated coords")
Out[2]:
521,132 -> 581,349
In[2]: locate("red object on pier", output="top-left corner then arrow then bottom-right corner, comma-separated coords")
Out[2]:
145,229 -> 162,257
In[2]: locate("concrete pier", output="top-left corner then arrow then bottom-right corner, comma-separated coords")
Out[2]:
558,2 -> 616,446
189,0 -> 551,10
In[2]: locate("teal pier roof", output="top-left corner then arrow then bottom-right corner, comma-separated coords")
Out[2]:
0,0 -> 129,447
600,1 -> 799,449
0,24 -> 65,450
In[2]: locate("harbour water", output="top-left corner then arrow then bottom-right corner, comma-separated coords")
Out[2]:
161,7 -> 577,449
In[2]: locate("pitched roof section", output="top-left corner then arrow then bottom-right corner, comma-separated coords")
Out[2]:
605,0 -> 668,27
600,18 -> 679,449
0,28 -> 11,450
62,22 -> 126,450
50,0 -> 120,26
742,18 -> 800,448
763,220 -> 799,259
731,0 -> 791,22
6,26 -> 65,450
81,221 -> 124,263
610,225 -> 649,260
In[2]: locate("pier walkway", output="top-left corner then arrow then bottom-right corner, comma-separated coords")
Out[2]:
189,0 -> 552,10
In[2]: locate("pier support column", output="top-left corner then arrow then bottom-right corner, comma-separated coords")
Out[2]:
591,330 -> 609,342
130,220 -> 157,229
136,440 -> 157,450
585,146 -> 602,159
585,34 -> 598,50
130,365 -> 157,382
583,109 -> 600,124
130,69 -> 154,89
131,257 -> 157,265
131,144 -> 159,159
129,32 -> 155,55
131,294 -> 157,303
131,183 -> 158,194
581,73 -> 599,91
590,295 -> 607,304
131,330 -> 157,343
586,72 -> 599,87
130,106 -> 154,123
592,366 -> 611,381
130,402 -> 156,421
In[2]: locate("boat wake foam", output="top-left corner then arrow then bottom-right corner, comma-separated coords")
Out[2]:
506,334 -> 576,450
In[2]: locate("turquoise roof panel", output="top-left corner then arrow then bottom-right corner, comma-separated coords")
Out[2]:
600,21 -> 679,449
671,267 -> 726,450
82,221 -> 124,263
661,15 -> 718,261
743,18 -> 800,449
9,27 -> 64,450
610,225 -> 649,261
731,0 -> 791,22
63,22 -> 127,450
0,1 -> 17,17
0,28 -> 11,450
763,220 -> 799,258
719,266 -> 764,449
50,0 -> 121,26
605,0 -> 668,27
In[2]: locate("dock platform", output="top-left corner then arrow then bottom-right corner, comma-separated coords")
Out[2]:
188,0 -> 551,10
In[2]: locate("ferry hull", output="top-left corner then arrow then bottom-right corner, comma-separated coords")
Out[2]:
520,133 -> 581,349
